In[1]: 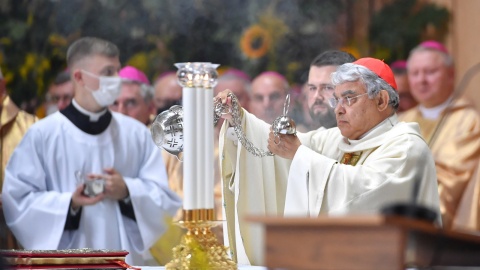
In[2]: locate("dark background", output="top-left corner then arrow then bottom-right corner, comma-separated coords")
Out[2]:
0,0 -> 449,113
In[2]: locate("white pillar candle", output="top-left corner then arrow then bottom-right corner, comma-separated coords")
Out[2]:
182,86 -> 197,210
196,86 -> 206,208
175,62 -> 218,212
204,87 -> 214,209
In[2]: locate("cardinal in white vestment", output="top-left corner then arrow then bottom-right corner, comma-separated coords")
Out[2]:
216,57 -> 441,265
2,37 -> 182,266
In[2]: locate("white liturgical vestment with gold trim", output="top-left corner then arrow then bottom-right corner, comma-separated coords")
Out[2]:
219,110 -> 441,266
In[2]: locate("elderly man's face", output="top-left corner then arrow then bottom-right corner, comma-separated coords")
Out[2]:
110,82 -> 152,125
333,81 -> 382,140
250,75 -> 287,124
407,50 -> 454,108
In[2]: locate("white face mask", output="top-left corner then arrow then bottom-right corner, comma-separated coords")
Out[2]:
82,70 -> 122,107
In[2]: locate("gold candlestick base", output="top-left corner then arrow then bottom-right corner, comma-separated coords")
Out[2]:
166,209 -> 237,270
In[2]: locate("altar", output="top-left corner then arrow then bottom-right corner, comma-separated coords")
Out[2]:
138,266 -> 267,270
247,215 -> 480,270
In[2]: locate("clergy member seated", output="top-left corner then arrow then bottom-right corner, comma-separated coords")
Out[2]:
215,57 -> 441,265
2,37 -> 182,266
399,41 -> 480,231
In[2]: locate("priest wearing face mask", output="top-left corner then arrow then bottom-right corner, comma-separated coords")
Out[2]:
2,37 -> 182,266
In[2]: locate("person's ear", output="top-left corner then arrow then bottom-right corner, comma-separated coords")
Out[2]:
376,90 -> 390,111
72,69 -> 83,85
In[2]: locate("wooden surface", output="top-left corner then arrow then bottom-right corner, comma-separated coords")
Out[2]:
246,215 -> 480,270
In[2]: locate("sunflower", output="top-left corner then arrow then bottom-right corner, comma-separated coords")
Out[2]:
240,25 -> 272,59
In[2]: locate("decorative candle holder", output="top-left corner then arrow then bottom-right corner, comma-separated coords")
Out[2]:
165,209 -> 237,270
158,62 -> 237,270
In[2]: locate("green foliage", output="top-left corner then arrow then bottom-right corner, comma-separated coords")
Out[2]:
0,0 -> 345,111
369,0 -> 450,63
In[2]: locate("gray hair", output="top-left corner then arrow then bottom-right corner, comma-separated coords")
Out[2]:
123,80 -> 154,103
66,37 -> 119,68
53,70 -> 71,85
140,83 -> 154,103
407,45 -> 454,68
331,63 -> 399,110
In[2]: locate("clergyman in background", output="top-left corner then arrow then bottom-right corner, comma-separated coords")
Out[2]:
391,60 -> 417,113
0,66 -> 38,250
110,66 -> 155,126
302,50 -> 356,131
399,40 -> 480,230
249,71 -> 289,124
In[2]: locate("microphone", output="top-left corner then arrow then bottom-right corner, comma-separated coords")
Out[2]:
382,61 -> 480,224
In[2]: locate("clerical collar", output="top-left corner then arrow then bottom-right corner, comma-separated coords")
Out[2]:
343,114 -> 397,144
72,99 -> 107,121
60,100 -> 112,135
418,95 -> 453,120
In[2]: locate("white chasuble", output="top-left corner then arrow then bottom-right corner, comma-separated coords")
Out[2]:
219,112 -> 441,266
219,110 -> 322,265
286,115 -> 441,218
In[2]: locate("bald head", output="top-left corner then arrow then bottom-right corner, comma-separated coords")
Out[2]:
154,72 -> 182,114
250,71 -> 289,123
407,42 -> 455,108
215,73 -> 251,111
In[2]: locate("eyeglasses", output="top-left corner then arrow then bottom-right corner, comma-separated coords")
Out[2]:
328,92 -> 369,108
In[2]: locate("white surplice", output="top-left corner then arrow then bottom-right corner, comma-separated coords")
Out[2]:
219,110 -> 441,266
2,111 -> 182,265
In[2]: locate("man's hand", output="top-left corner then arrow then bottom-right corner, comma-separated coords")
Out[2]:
267,131 -> 301,159
71,185 -> 104,210
101,168 -> 129,200
213,89 -> 242,122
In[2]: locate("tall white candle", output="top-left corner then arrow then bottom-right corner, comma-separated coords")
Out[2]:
182,86 -> 197,210
204,87 -> 214,209
175,62 -> 218,212
196,86 -> 206,208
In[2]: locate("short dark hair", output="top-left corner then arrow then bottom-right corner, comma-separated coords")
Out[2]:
66,37 -> 119,68
53,70 -> 71,85
310,50 -> 356,67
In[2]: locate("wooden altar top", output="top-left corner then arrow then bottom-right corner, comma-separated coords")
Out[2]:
247,215 -> 480,270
